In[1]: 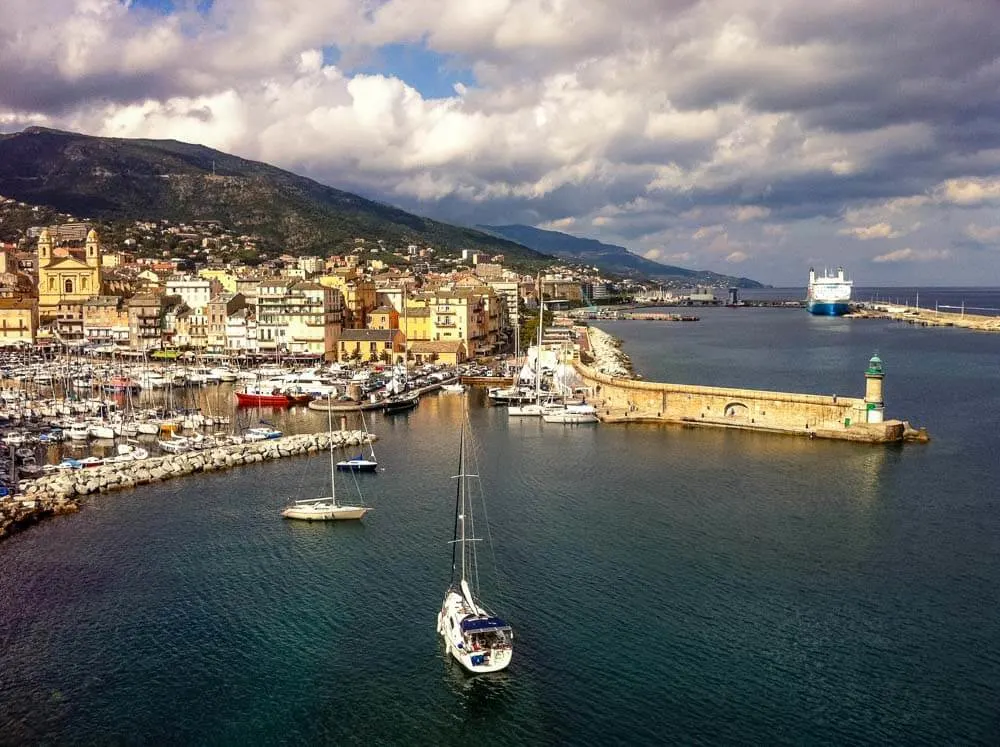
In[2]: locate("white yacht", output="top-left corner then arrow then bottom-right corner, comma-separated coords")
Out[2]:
282,405 -> 370,521
541,403 -> 600,424
436,409 -> 514,673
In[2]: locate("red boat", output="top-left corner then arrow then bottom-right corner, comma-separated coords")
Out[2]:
235,387 -> 292,407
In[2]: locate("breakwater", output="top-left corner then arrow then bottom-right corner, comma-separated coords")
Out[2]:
578,329 -> 927,444
0,429 -> 375,541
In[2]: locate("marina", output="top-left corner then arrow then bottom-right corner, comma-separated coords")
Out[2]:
0,300 -> 999,743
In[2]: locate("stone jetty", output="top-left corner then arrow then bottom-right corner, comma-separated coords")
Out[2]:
0,430 -> 376,542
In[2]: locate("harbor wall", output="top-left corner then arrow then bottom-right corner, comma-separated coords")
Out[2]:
0,430 -> 375,542
574,360 -> 906,443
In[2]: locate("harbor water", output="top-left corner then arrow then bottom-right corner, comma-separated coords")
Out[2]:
2,302 -> 1000,744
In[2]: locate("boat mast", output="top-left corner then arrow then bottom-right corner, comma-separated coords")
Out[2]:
327,402 -> 337,506
536,272 -> 543,402
450,419 -> 465,583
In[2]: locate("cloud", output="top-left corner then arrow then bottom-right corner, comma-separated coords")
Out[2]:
725,251 -> 749,263
935,178 -> 1000,206
963,224 -> 1000,244
838,222 -> 902,240
692,224 -> 725,240
872,247 -> 951,263
731,205 -> 771,221
2,0 -> 1000,284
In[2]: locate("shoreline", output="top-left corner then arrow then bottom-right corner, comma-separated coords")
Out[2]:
0,429 -> 375,543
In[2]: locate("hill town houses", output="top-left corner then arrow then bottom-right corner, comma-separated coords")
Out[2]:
0,222 -> 615,364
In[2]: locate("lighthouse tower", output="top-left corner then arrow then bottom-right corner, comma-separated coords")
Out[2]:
864,353 -> 885,423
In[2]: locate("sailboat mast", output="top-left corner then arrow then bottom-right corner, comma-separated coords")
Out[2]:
450,420 -> 464,581
327,403 -> 336,505
536,272 -> 543,401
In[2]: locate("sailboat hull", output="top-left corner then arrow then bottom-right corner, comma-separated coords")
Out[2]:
437,590 -> 513,674
335,459 -> 378,472
281,502 -> 369,521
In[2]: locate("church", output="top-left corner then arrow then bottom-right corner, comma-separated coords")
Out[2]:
37,226 -> 103,338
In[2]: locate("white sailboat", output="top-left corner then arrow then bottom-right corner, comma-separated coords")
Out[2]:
282,404 -> 370,521
436,410 -> 514,673
509,275 -> 548,417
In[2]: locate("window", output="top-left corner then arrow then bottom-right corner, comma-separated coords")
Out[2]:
64,279 -> 74,293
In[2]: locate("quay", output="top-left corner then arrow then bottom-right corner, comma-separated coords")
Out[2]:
849,305 -> 1000,332
0,429 -> 375,542
579,329 -> 928,444
571,311 -> 699,321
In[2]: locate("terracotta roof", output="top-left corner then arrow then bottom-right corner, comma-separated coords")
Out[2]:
339,329 -> 397,342
408,340 -> 466,354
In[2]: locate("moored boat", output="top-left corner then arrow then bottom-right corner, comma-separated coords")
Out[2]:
282,401 -> 370,521
235,387 -> 292,407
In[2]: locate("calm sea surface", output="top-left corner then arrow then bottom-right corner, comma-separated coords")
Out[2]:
2,295 -> 1000,745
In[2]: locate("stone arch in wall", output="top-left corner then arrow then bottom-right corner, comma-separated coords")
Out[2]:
724,401 -> 749,419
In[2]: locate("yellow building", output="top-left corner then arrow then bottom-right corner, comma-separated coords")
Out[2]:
199,268 -> 239,293
318,273 -> 376,328
37,227 -> 103,323
0,296 -> 38,346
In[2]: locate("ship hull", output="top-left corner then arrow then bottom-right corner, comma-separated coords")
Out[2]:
235,392 -> 291,407
806,301 -> 850,316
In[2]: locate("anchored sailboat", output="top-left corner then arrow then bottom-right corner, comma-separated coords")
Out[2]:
336,410 -> 378,472
281,404 -> 370,521
436,409 -> 514,673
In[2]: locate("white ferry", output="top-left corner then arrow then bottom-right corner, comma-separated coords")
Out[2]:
806,267 -> 852,316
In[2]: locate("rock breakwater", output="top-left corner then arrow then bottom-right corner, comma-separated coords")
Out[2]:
0,430 -> 375,542
586,326 -> 634,378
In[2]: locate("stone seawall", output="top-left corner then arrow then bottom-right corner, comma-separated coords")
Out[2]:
0,430 -> 375,542
575,347 -> 912,444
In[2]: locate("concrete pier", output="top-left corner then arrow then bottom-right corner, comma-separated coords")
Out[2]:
0,430 -> 376,542
577,331 -> 927,444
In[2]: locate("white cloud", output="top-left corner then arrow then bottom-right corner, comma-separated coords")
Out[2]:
838,222 -> 902,240
692,224 -> 725,240
2,0 -> 1000,284
731,205 -> 770,222
872,247 -> 951,263
935,178 -> 1000,206
725,250 -> 749,263
963,224 -> 1000,243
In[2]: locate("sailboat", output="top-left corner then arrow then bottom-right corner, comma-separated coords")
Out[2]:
436,409 -> 514,673
509,275 -> 548,417
281,404 -> 370,521
335,411 -> 378,472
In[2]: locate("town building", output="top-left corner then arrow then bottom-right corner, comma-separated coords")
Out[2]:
36,227 -> 103,339
82,296 -> 129,347
127,295 -> 164,351
0,296 -> 38,347
335,329 -> 404,364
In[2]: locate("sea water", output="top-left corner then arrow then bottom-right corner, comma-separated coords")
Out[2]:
1,302 -> 999,744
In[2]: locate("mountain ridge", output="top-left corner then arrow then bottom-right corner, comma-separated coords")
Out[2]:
0,128 -> 548,261
479,224 -> 765,287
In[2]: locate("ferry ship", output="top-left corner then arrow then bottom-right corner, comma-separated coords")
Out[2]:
806,267 -> 852,316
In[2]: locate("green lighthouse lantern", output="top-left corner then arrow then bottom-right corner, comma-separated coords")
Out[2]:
864,352 -> 885,423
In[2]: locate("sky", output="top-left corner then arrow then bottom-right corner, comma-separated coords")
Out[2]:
2,0 -> 999,286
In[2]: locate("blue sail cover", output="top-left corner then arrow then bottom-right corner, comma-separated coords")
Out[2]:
460,617 -> 510,633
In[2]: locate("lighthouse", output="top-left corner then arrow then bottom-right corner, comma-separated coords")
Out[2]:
864,353 -> 885,423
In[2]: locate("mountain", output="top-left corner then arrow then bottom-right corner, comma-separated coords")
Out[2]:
480,224 -> 765,288
0,127 -> 547,260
